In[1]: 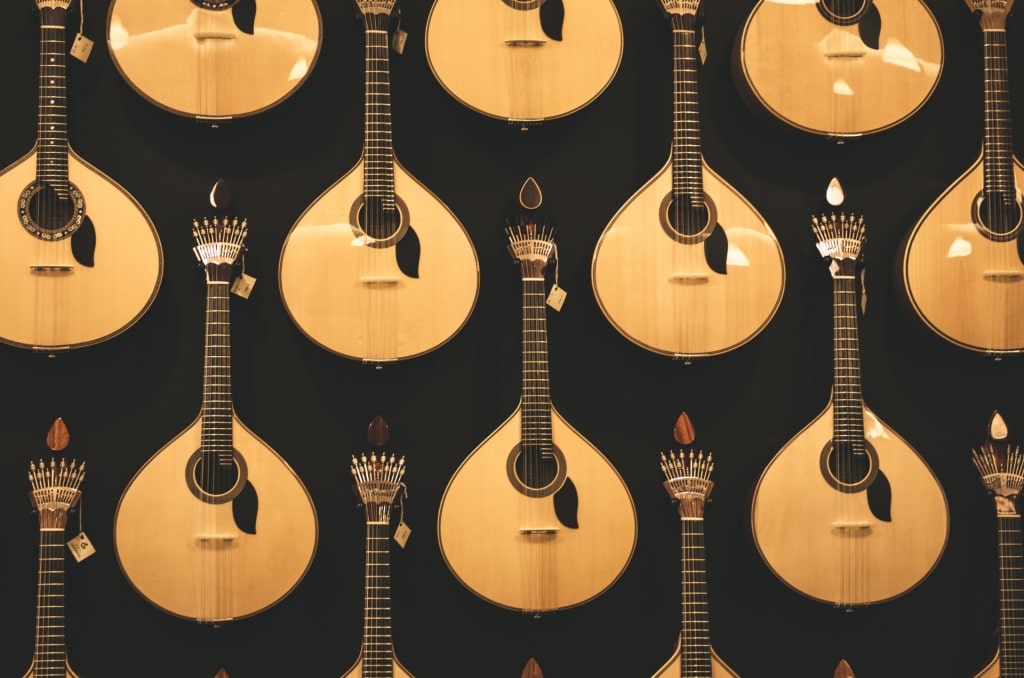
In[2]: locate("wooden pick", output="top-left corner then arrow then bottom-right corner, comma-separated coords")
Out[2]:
834,659 -> 854,678
46,417 -> 70,452
673,411 -> 695,445
214,670 -> 229,678
368,414 -> 389,447
519,176 -> 543,211
521,658 -> 543,678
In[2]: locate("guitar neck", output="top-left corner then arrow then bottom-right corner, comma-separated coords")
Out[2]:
997,512 -> 1024,669
670,11 -> 704,202
362,12 -> 397,205
36,4 -> 72,195
521,278 -> 554,454
831,275 -> 865,444
679,517 -> 712,675
201,279 -> 234,477
34,528 -> 68,673
980,27 -> 1017,210
362,521 -> 394,672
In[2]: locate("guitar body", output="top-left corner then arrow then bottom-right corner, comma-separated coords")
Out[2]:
278,156 -> 479,362
591,156 -> 785,358
437,404 -> 637,612
735,0 -> 943,136
652,641 -> 738,677
341,655 -> 414,678
424,0 -> 622,123
107,0 -> 322,119
0,146 -> 162,350
751,400 -> 948,605
114,411 -> 317,621
902,154 -> 1024,353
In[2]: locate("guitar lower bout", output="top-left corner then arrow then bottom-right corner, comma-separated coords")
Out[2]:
114,412 -> 318,622
751,401 -> 948,606
437,405 -> 637,613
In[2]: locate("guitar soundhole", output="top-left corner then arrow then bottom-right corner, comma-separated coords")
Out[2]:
660,192 -> 718,244
185,449 -> 249,504
507,443 -> 567,498
819,439 -> 879,493
193,0 -> 239,9
18,181 -> 85,240
972,191 -> 1023,241
349,194 -> 410,248
817,0 -> 871,25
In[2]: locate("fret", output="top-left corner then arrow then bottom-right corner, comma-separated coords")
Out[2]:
670,15 -> 704,203
981,30 -> 1018,229
35,15 -> 71,195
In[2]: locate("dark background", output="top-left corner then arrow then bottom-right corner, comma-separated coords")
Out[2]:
1,0 -> 1023,676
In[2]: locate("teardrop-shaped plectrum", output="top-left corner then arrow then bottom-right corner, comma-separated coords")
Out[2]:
210,178 -> 233,211
826,176 -> 844,206
519,176 -> 543,210
673,411 -> 695,445
834,659 -> 855,678
368,414 -> 389,447
990,410 -> 1009,441
46,417 -> 70,452
522,658 -> 543,678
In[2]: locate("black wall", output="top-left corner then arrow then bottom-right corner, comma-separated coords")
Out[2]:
1,1 -> 1023,676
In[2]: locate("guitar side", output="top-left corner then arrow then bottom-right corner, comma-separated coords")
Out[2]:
0,147 -> 163,351
425,0 -> 622,123
113,412 -> 318,622
437,405 -> 637,612
901,155 -> 1024,354
107,0 -> 322,119
735,0 -> 942,136
751,401 -> 948,605
652,642 -> 739,678
974,653 -> 998,677
591,157 -> 785,358
278,157 -> 479,362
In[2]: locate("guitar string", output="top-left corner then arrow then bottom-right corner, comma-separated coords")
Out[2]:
507,3 -> 539,125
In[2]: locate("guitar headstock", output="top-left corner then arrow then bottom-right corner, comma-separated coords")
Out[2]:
812,211 -> 865,278
972,411 -> 1024,513
965,0 -> 1015,29
506,220 -> 556,280
351,452 -> 406,523
660,0 -> 702,18
192,216 -> 248,283
354,0 -> 396,28
660,450 -> 714,519
28,457 -> 84,529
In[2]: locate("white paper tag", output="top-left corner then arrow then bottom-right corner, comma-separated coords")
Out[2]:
546,284 -> 567,311
70,34 -> 93,63
393,521 -> 411,548
391,28 -> 407,55
231,273 -> 256,299
67,531 -> 96,562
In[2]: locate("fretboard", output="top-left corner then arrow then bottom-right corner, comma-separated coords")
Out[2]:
361,521 -> 394,677
33,528 -> 68,677
679,518 -> 711,677
670,12 -> 704,205
200,279 -> 234,488
37,6 -> 72,198
831,276 -> 865,447
998,512 -> 1024,675
521,278 -> 554,470
981,26 -> 1016,220
362,13 -> 396,208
